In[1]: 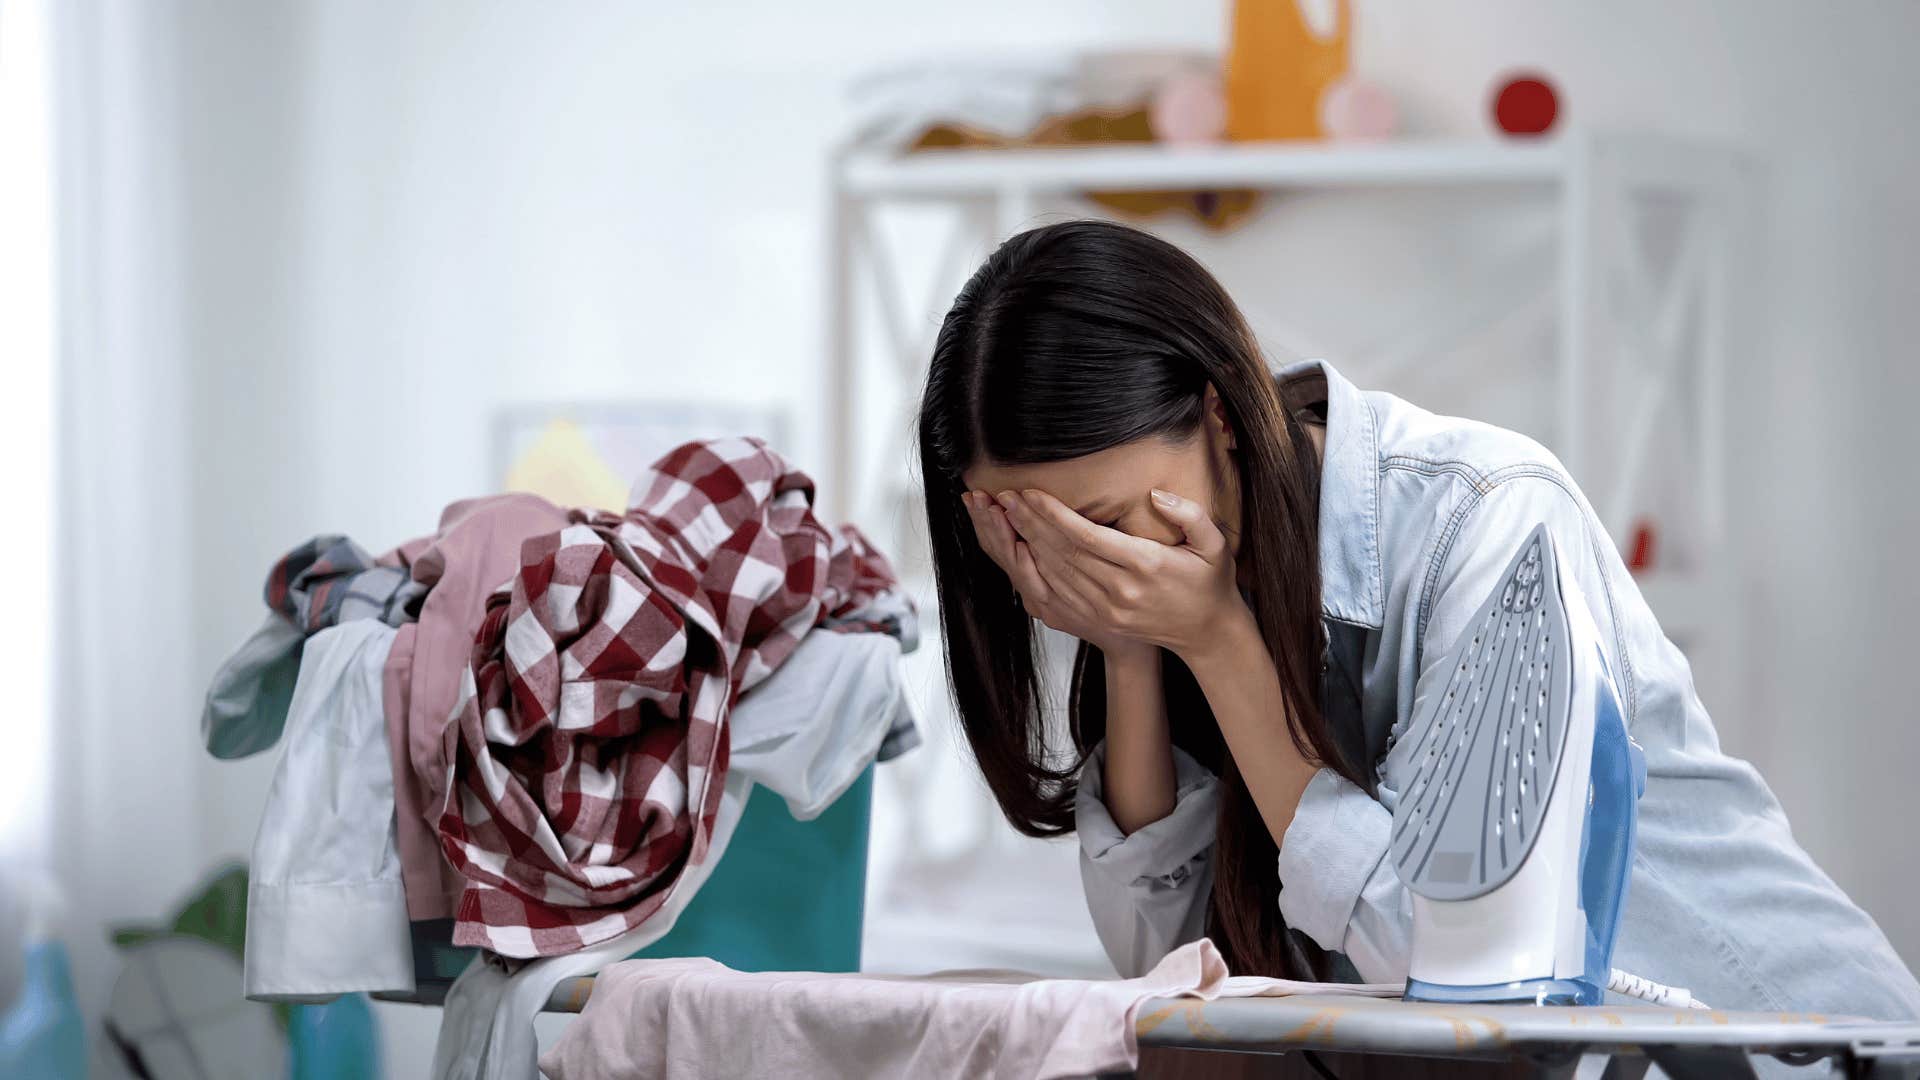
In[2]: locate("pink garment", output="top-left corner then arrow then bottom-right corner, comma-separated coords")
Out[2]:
538,938 -> 1400,1080
382,493 -> 573,920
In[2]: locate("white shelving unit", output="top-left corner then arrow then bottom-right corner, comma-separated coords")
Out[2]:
825,127 -> 1758,976
827,131 -> 1757,644
828,132 -> 1758,975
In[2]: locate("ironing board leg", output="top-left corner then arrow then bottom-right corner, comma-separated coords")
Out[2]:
1594,1054 -> 1650,1080
1531,1051 -> 1647,1079
1644,1045 -> 1760,1079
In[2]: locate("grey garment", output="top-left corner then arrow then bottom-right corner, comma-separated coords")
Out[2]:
244,620 -> 413,1002
729,629 -> 918,819
875,714 -> 922,763
1078,359 -> 1920,1032
827,585 -> 921,654
434,943 -> 602,1080
201,535 -> 425,760
826,585 -> 923,761
431,954 -> 519,1080
271,536 -> 426,630
202,612 -> 307,759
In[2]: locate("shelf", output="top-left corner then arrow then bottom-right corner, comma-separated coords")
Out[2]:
838,138 -> 1573,197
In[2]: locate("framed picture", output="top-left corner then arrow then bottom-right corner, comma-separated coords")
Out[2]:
492,401 -> 792,511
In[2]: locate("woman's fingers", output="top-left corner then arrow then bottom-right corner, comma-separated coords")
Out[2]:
995,491 -> 1123,595
1148,488 -> 1228,561
1011,539 -> 1095,631
992,497 -> 1121,632
967,492 -> 1054,604
963,492 -> 1015,571
1009,540 -> 1052,610
1014,538 -> 1104,630
994,491 -> 1072,557
1014,490 -> 1155,570
1029,539 -> 1102,616
993,493 -> 1098,598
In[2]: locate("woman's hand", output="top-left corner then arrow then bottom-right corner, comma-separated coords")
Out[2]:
970,487 -> 1317,846
982,487 -> 1255,666
961,491 -> 1156,664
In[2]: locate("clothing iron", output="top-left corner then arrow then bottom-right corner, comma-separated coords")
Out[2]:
1388,524 -> 1647,1005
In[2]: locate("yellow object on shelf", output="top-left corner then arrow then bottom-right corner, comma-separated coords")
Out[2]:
911,108 -> 1261,232
1224,0 -> 1351,142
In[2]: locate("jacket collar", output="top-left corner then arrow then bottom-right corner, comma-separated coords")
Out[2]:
1273,359 -> 1384,629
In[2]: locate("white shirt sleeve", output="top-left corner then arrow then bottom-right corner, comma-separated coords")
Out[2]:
246,620 -> 414,1000
1275,770 -> 1412,982
1076,739 -> 1220,978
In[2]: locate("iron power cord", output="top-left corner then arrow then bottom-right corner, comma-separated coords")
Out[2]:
1608,968 -> 1713,1009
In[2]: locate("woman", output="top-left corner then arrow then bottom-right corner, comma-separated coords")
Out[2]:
916,219 -> 1920,1019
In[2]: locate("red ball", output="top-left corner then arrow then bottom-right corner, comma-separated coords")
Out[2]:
1493,74 -> 1558,136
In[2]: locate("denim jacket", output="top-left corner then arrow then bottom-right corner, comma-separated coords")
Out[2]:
1075,359 -> 1920,1024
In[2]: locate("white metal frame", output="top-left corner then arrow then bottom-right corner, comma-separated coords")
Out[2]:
825,132 -> 1755,658
827,131 -> 1757,975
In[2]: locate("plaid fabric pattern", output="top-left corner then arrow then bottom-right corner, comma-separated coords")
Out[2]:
437,437 -> 904,957
265,535 -> 426,632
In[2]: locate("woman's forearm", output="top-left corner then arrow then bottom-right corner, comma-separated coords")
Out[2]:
1180,607 -> 1320,846
1100,646 -> 1178,834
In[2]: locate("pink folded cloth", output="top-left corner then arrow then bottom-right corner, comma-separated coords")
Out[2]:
538,938 -> 1399,1080
385,493 -> 575,920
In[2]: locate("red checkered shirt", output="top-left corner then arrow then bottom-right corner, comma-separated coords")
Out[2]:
437,437 -> 902,956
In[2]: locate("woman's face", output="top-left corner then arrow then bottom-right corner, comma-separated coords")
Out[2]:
962,417 -> 1241,554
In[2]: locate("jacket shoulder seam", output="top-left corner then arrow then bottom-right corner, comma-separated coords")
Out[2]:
1381,454 -> 1492,493
1413,466 -> 1639,719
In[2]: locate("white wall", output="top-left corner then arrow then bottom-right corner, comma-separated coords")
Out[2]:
0,0 -> 59,869
51,1 -> 1919,1073
48,4 -> 204,1071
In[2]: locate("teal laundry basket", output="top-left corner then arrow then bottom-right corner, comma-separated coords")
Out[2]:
627,765 -> 873,972
400,765 -> 875,993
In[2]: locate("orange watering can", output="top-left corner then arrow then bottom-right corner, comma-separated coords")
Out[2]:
1224,0 -> 1352,141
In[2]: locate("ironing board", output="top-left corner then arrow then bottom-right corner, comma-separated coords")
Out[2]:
514,982 -> 1920,1078
1121,995 -> 1920,1077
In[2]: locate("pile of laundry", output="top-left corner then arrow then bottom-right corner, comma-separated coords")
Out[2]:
199,437 -> 919,1077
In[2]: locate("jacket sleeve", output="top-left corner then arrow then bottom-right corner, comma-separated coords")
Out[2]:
1076,738 -> 1221,978
1276,473 -> 1631,983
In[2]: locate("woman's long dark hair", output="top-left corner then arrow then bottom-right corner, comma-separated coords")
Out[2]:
916,219 -> 1365,979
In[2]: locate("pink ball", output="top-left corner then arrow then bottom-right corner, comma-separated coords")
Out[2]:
1319,77 -> 1397,141
1150,71 -> 1227,145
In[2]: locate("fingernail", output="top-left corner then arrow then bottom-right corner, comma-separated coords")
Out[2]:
1151,488 -> 1177,508
996,491 -> 1019,513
